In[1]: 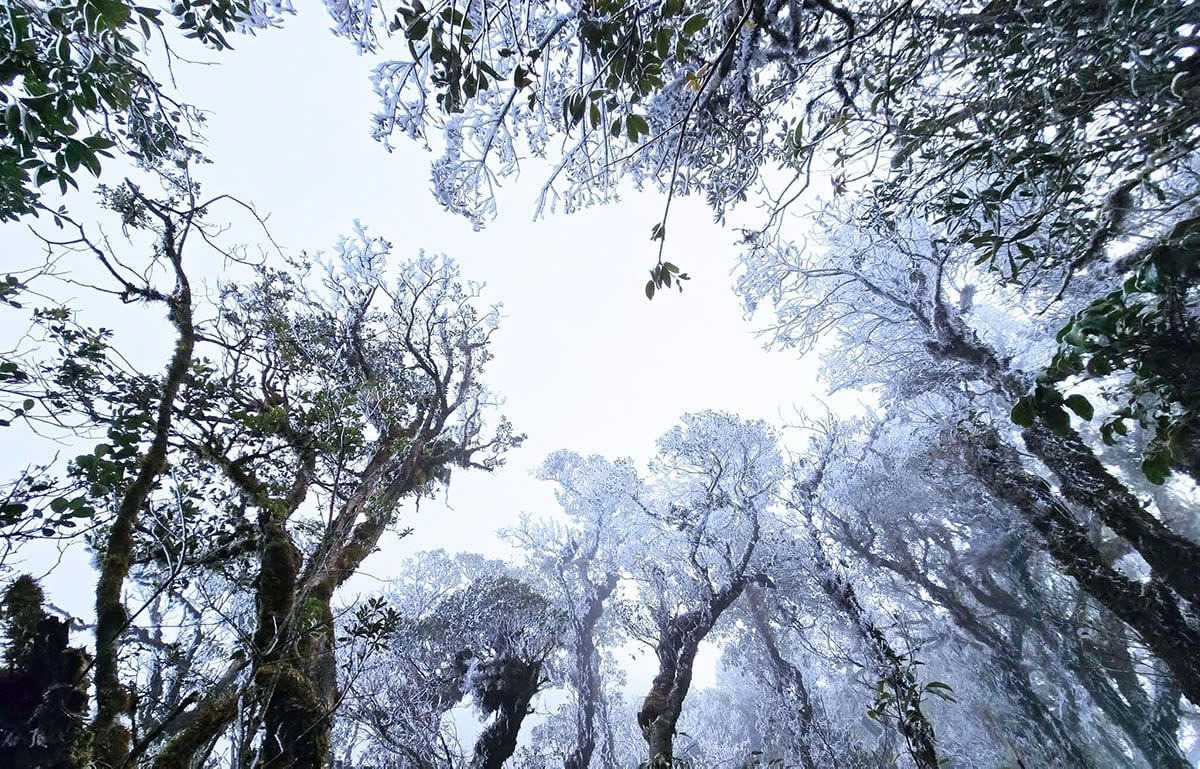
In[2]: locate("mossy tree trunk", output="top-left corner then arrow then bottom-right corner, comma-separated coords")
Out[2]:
929,287 -> 1200,613
470,658 -> 544,769
92,207 -> 196,769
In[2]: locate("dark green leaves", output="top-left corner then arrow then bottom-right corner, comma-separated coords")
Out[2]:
0,0 -> 259,217
1030,220 -> 1200,483
1064,394 -> 1093,421
1142,450 -> 1170,486
644,260 -> 688,300
682,13 -> 706,35
1010,397 -> 1035,427
626,113 -> 650,141
1010,385 -> 1086,436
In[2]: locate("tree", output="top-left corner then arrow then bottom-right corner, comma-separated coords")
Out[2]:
738,209 -> 1200,709
633,412 -> 781,765
783,434 -> 943,769
0,575 -> 90,768
505,451 -> 639,769
1,177 -> 520,767
340,552 -> 564,768
319,0 -> 1195,290
817,415 -> 1190,767
0,0 -> 290,219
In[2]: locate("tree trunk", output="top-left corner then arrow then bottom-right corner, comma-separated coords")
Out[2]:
793,444 -> 940,769
963,426 -> 1200,706
929,297 -> 1200,604
565,573 -> 618,769
809,536 -> 940,769
93,227 -> 194,768
745,587 -> 822,769
0,614 -> 90,769
255,521 -> 333,769
471,658 -> 543,769
638,578 -> 754,766
838,532 -> 1096,768
1022,424 -> 1200,607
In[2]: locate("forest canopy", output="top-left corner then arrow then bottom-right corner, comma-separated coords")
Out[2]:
0,0 -> 1198,767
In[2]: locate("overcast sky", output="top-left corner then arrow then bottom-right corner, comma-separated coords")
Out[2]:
170,11 -> 825,556
0,10 -> 834,694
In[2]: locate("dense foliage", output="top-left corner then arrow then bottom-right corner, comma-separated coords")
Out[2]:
0,0 -> 1198,767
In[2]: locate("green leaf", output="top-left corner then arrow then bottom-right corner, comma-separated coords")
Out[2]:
645,280 -> 655,300
1142,455 -> 1168,485
1010,396 -> 1035,427
407,18 -> 429,39
93,0 -> 132,30
1086,355 -> 1113,376
626,114 -> 649,141
682,13 -> 707,35
1041,405 -> 1071,435
1063,394 -> 1093,421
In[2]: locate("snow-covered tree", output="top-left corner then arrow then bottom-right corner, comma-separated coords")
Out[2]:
339,551 -> 564,768
504,452 -> 641,769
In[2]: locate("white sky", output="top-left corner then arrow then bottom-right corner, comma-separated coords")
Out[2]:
0,7 -> 829,696
158,10 -> 825,561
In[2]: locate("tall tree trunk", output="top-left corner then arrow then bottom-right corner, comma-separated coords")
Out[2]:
1021,424 -> 1200,607
836,531 -> 1096,768
930,296 -> 1200,607
638,578 -> 757,766
470,658 -> 543,769
255,514 -> 332,769
808,536 -> 940,769
253,448 -> 436,768
565,573 -> 618,769
962,426 -> 1200,705
94,226 -> 194,768
745,587 -> 822,769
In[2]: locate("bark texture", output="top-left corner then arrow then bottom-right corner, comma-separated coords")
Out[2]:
963,425 -> 1200,706
0,613 -> 90,769
471,658 -> 543,769
93,216 -> 195,769
638,576 -> 762,766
